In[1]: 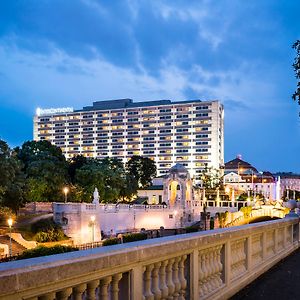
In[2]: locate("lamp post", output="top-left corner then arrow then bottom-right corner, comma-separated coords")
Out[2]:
90,215 -> 95,243
7,218 -> 13,257
63,187 -> 69,203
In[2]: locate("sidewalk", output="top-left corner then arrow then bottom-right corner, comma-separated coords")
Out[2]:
231,249 -> 300,300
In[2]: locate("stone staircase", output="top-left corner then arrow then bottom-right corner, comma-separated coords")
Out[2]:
0,235 -> 26,256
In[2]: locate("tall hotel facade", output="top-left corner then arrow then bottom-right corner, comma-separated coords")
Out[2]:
34,99 -> 224,177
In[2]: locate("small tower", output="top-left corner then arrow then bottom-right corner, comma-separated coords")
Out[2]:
163,164 -> 193,209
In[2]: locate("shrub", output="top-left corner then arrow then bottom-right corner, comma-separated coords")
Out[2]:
185,226 -> 199,233
32,217 -> 66,242
17,245 -> 78,260
240,206 -> 252,219
122,232 -> 147,243
102,237 -> 119,246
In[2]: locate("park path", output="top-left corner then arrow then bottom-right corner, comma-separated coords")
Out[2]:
231,248 -> 300,300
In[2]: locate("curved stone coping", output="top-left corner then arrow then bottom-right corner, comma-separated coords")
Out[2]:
0,217 -> 298,297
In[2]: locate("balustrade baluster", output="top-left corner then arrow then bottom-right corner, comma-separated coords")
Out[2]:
39,292 -> 56,300
86,279 -> 99,300
172,257 -> 181,299
144,264 -> 154,300
199,251 -> 208,297
56,287 -> 72,300
100,276 -> 112,300
166,258 -> 175,299
152,262 -> 162,299
159,260 -> 169,299
111,273 -> 123,300
178,255 -> 187,300
73,283 -> 87,300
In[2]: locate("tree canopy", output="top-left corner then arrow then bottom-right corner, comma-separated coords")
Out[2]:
0,140 -> 25,213
293,40 -> 300,105
126,155 -> 157,188
0,139 -> 160,210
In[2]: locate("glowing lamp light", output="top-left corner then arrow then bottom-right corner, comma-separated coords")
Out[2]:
225,186 -> 230,194
7,218 -> 13,227
90,215 -> 96,222
174,210 -> 178,216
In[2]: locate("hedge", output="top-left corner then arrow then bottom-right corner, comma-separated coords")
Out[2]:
17,245 -> 78,260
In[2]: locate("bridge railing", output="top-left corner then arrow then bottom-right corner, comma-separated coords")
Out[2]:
0,218 -> 299,300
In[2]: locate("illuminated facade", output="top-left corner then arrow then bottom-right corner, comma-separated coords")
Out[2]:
34,98 -> 224,177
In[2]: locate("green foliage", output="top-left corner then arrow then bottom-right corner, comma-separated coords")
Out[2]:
122,232 -> 147,243
240,206 -> 252,219
292,40 -> 300,105
198,167 -> 222,189
126,156 -> 157,188
68,155 -> 87,184
0,140 -> 26,213
210,217 -> 215,230
31,217 -> 66,242
0,207 -> 15,225
17,245 -> 78,260
18,140 -> 68,202
217,211 -> 229,228
102,237 -> 119,246
185,226 -> 199,233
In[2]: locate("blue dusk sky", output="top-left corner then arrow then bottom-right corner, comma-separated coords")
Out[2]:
0,0 -> 299,173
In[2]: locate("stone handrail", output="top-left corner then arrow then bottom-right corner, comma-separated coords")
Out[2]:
9,233 -> 37,249
0,218 -> 298,300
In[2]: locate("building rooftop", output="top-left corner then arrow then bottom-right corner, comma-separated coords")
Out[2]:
77,98 -> 217,112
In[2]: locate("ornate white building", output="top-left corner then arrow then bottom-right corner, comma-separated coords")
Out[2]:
53,164 -> 203,244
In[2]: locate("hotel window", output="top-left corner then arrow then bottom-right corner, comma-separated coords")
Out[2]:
159,108 -> 171,113
83,114 -> 93,119
196,141 -> 209,145
196,113 -> 209,117
176,128 -> 188,133
177,107 -> 189,112
160,150 -> 172,154
176,114 -> 189,119
160,129 -> 171,133
128,111 -> 138,115
128,118 -> 139,122
177,149 -> 188,153
144,150 -> 155,154
160,115 -> 171,120
195,106 -> 209,110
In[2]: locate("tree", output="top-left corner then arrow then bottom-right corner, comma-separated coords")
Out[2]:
74,160 -> 105,202
292,40 -> 300,105
0,140 -> 25,213
199,167 -> 222,189
67,155 -> 87,184
119,173 -> 138,201
126,156 -> 157,188
17,141 -> 68,202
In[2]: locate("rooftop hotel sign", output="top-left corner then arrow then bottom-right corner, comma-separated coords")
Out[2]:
36,107 -> 74,116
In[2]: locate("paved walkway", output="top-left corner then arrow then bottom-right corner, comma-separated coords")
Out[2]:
231,249 -> 300,300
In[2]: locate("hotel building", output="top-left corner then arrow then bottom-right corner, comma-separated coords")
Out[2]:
34,99 -> 224,177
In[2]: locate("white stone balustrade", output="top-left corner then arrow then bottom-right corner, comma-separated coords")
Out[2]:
0,217 -> 299,300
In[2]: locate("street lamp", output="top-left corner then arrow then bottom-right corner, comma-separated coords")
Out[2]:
63,187 -> 69,203
7,218 -> 13,256
90,215 -> 95,243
